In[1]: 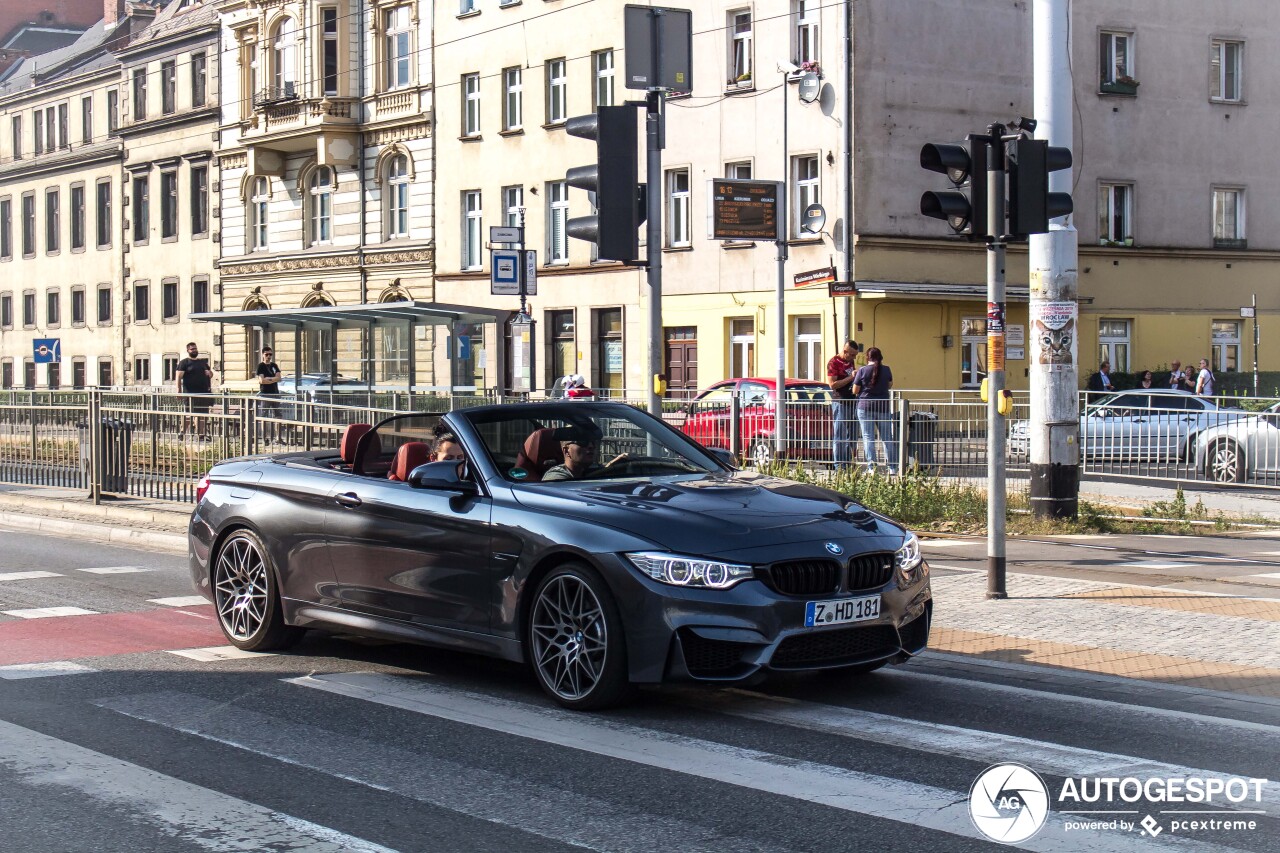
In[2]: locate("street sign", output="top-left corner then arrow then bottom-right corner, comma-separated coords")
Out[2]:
828,281 -> 856,297
32,338 -> 60,363
1241,306 -> 1256,319
623,5 -> 693,91
798,72 -> 821,104
708,179 -> 781,241
522,249 -> 538,296
491,249 -> 521,295
490,225 -> 522,244
794,267 -> 835,288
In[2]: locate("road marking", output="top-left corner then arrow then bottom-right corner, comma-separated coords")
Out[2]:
0,571 -> 63,581
2,606 -> 97,619
1252,573 -> 1280,580
0,718 -> 397,852
78,566 -> 151,575
1019,537 -> 1280,567
148,596 -> 210,607
168,645 -> 275,662
919,539 -> 976,547
288,672 -> 1230,853
0,607 -> 224,666
100,691 -> 794,853
1121,562 -> 1192,570
924,563 -> 981,572
0,661 -> 97,680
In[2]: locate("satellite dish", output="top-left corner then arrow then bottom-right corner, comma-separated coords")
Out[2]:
798,72 -> 821,104
802,203 -> 826,234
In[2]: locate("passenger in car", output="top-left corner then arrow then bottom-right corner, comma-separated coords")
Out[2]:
432,423 -> 466,462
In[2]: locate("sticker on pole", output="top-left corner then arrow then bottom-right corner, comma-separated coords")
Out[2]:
1031,300 -> 1077,372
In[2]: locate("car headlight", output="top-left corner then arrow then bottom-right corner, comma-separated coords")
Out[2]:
625,552 -> 755,590
895,532 -> 925,589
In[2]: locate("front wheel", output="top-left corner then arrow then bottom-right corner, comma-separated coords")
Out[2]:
212,529 -> 303,651
528,564 -> 633,710
750,438 -> 774,470
1207,439 -> 1245,483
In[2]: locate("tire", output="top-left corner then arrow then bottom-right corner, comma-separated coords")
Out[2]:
212,529 -> 303,651
750,437 -> 774,470
1207,439 -> 1245,484
527,563 -> 633,710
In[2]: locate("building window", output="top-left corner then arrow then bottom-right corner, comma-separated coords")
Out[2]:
792,155 -> 819,238
729,317 -> 755,377
385,7 -> 411,90
81,96 -> 93,144
460,0 -> 476,12
0,360 -> 10,389
593,49 -> 614,109
95,180 -> 112,248
107,89 -> 119,134
161,61 -> 177,114
244,42 -> 258,117
72,358 -> 85,389
794,316 -> 822,380
726,161 -> 752,180
665,168 -> 690,247
162,279 -> 179,322
45,188 -> 59,253
272,17 -> 298,97
462,73 -> 480,136
549,309 -> 575,386
190,165 -> 208,235
0,198 -> 10,260
134,356 -> 151,384
9,116 -> 19,159
960,316 -> 987,387
58,103 -> 67,149
1098,319 -> 1131,371
503,66 -> 522,131
133,67 -> 147,120
21,193 -> 35,257
97,285 -> 112,324
546,58 -> 566,124
1212,320 -> 1241,373
503,185 -> 523,231
97,358 -> 113,388
462,190 -> 482,270
24,359 -> 35,390
795,0 -> 819,66
32,109 -> 43,154
1098,182 -> 1132,244
71,286 -> 85,326
1099,31 -> 1133,88
46,290 -> 60,328
730,11 -> 753,84
0,293 -> 10,328
250,176 -> 269,250
132,174 -> 149,243
133,281 -> 150,323
1212,187 -> 1244,247
70,185 -> 85,250
308,166 -> 334,245
162,355 -> 180,382
321,10 -> 338,95
192,277 -> 209,314
386,154 -> 410,238
547,180 -> 568,263
1210,40 -> 1242,102
596,307 -> 623,394
160,170 -> 178,240
47,361 -> 60,390
191,51 -> 208,107
22,291 -> 35,327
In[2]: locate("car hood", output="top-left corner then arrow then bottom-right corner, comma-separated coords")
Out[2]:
510,471 -> 904,553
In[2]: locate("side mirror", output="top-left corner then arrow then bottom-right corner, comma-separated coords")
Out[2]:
408,460 -> 477,493
707,447 -> 739,470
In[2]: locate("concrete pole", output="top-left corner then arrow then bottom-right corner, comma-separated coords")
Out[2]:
986,129 -> 1007,600
646,92 -> 665,417
1029,0 -> 1080,519
775,74 -> 789,457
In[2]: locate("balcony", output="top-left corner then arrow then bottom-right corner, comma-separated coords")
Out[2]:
243,84 -> 358,153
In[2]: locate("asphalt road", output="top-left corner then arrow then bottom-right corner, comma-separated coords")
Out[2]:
0,529 -> 1277,852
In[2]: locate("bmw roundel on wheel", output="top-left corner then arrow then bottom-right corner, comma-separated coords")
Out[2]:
188,402 -> 932,710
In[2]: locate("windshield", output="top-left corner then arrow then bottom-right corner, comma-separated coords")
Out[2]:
461,403 -> 722,483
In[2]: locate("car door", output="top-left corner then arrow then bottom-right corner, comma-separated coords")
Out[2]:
739,381 -> 772,446
1083,393 -> 1144,460
684,383 -> 737,448
324,471 -> 494,633
1254,410 -> 1280,474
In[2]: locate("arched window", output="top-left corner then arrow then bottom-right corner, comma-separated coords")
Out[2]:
249,176 -> 269,251
272,17 -> 297,97
386,154 -> 410,239
379,288 -> 410,381
301,291 -> 334,373
308,166 -> 334,245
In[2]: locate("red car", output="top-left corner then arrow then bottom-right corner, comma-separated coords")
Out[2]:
680,378 -> 834,467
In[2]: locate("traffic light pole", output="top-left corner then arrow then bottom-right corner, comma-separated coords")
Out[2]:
645,91 -> 665,417
985,127 -> 1008,600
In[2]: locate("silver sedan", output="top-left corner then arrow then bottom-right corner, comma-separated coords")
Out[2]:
1195,401 -> 1280,483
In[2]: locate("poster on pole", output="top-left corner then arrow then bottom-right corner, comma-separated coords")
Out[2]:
1031,301 -> 1077,372
987,302 -> 1006,372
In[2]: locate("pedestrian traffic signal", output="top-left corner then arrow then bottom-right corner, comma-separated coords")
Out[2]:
919,138 -> 988,241
1006,138 -> 1073,236
565,106 -> 645,263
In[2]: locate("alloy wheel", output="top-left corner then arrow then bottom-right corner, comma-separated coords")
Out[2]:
1209,441 -> 1241,483
214,535 -> 269,641
530,575 -> 608,701
751,439 -> 773,470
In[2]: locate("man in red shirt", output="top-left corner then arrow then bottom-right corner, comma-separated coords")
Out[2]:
827,340 -> 860,470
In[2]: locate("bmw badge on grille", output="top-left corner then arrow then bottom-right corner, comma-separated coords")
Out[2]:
824,542 -> 844,556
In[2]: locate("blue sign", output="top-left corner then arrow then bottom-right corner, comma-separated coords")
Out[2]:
491,249 -> 521,295
33,339 -> 60,364
457,335 -> 472,360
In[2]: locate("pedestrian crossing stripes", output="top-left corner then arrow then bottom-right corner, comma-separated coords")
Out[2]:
2,606 -> 97,619
0,571 -> 63,581
167,646 -> 275,662
0,661 -> 96,680
147,596 -> 210,607
78,566 -> 152,575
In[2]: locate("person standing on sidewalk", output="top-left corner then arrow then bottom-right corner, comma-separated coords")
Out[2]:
853,346 -> 897,475
255,347 -> 283,442
1168,361 -> 1186,391
826,341 -> 859,470
1195,358 -> 1216,398
176,342 -> 214,440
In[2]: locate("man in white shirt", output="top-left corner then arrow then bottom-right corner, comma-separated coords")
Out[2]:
1195,358 -> 1216,397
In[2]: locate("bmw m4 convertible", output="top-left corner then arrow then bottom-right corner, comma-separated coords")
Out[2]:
189,402 -> 932,709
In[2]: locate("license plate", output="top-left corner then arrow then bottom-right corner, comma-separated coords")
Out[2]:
805,594 -> 881,627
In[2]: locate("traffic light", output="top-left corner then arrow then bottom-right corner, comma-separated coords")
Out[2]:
1006,138 -> 1073,236
565,106 -> 645,263
919,137 -> 987,241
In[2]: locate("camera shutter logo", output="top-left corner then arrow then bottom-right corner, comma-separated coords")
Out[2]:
969,763 -> 1050,844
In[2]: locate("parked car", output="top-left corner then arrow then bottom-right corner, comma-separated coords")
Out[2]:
1008,389 -> 1246,461
1194,400 -> 1280,482
681,378 -> 834,467
189,402 -> 932,710
277,373 -> 369,401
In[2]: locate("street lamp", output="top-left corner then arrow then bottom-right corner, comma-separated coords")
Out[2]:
774,61 -> 800,459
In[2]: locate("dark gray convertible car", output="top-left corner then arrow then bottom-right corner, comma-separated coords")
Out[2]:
189,402 -> 932,709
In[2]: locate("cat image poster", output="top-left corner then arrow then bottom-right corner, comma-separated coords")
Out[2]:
1032,301 -> 1076,372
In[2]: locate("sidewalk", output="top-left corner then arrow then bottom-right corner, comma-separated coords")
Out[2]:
1081,476 -> 1280,521
0,486 -> 188,552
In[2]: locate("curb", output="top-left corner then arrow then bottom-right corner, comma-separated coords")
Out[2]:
0,511 -> 187,554
0,493 -> 190,529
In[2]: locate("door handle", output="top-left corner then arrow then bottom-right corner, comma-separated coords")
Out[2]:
334,492 -> 362,508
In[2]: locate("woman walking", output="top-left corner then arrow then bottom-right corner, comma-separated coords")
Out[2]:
852,347 -> 897,474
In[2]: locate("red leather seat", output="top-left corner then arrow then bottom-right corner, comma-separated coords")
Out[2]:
388,442 -> 431,482
340,423 -> 372,465
514,428 -> 564,482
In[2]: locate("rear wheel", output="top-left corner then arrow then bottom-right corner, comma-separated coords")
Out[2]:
1207,439 -> 1245,483
750,437 -> 774,470
213,529 -> 303,651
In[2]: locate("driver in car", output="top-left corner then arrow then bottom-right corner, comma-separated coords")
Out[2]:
542,430 -> 626,481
